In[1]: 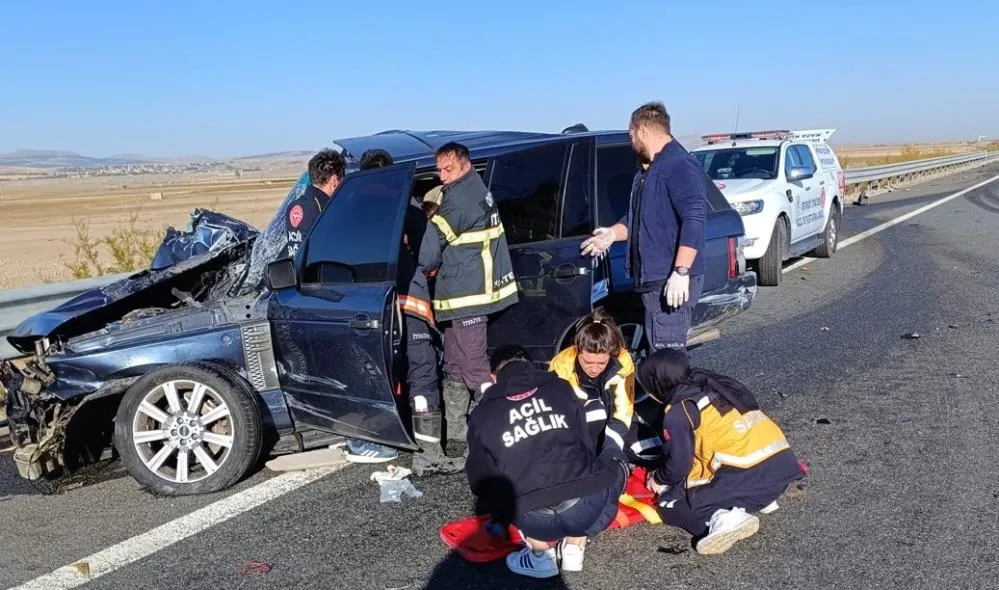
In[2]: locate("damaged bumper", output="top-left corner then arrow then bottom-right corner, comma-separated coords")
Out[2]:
1,352 -> 64,480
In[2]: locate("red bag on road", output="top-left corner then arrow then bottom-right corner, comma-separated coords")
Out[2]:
439,514 -> 525,563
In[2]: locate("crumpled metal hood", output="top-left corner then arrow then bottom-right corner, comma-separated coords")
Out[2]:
6,209 -> 259,354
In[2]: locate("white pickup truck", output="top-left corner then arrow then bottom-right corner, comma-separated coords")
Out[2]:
689,129 -> 846,287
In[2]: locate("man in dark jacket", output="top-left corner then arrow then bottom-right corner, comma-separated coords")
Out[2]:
580,101 -> 707,352
466,345 -> 627,578
420,142 -> 519,451
282,148 -> 345,259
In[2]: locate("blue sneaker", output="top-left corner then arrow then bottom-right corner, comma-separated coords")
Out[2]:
344,439 -> 398,464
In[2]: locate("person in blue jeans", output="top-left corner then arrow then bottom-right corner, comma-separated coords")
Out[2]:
466,345 -> 628,578
581,101 -> 708,353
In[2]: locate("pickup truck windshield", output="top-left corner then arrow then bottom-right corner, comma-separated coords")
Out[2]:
692,147 -> 780,180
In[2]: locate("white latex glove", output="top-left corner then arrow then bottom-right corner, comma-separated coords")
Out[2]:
664,272 -> 690,308
580,227 -> 616,257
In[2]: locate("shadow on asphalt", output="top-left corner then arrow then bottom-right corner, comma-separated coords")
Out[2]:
421,550 -> 570,590
0,451 -> 130,497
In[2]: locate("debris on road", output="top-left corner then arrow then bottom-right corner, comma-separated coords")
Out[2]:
820,326 -> 830,332
371,465 -> 423,503
948,372 -> 969,379
814,418 -> 832,425
901,332 -> 920,339
238,560 -> 272,576
265,446 -> 349,472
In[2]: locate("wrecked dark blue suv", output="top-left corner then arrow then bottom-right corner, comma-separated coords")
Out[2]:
0,128 -> 756,496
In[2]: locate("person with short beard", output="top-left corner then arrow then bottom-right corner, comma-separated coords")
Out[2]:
580,101 -> 707,353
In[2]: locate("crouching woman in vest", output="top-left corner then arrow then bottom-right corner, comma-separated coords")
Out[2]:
636,349 -> 805,555
548,308 -> 636,463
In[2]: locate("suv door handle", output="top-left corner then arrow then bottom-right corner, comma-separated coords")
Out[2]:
350,314 -> 379,330
550,264 -> 589,279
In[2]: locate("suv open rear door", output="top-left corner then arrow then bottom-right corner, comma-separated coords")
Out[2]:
267,161 -> 418,451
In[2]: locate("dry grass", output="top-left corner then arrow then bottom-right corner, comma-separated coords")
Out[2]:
834,143 -> 984,168
0,172 -> 297,288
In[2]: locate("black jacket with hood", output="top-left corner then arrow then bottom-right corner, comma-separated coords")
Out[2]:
465,359 -> 623,520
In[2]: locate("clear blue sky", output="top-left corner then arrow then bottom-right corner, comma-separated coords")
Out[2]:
2,0 -> 996,158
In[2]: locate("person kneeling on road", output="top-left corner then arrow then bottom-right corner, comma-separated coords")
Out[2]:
636,349 -> 805,555
547,308 -> 636,463
465,345 -> 628,578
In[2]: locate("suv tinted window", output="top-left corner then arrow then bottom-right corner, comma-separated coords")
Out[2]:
600,144 -> 731,220
488,143 -> 566,245
561,141 -> 593,238
595,144 -> 638,227
301,166 -> 410,284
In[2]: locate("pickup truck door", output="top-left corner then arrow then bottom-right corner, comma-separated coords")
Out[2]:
783,143 -> 815,243
268,161 -> 419,451
484,136 -> 607,364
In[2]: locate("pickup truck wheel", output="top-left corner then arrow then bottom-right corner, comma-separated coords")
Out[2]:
757,219 -> 786,287
113,363 -> 263,496
814,206 -> 840,258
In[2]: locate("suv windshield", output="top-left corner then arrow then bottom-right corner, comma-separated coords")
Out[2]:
692,146 -> 780,180
236,171 -> 312,295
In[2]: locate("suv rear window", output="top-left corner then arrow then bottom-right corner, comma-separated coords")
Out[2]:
597,144 -> 731,224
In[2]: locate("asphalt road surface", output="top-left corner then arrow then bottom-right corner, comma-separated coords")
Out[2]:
3,163 -> 999,590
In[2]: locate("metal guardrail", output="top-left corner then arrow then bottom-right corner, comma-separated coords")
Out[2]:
842,150 -> 999,192
1,150 -> 998,360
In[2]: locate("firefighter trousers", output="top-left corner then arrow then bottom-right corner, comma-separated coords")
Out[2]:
406,315 -> 441,412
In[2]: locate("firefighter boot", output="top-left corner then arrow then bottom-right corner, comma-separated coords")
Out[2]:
411,411 -> 466,477
442,380 -> 470,456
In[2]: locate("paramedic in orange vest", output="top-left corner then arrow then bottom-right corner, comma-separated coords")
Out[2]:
547,308 -> 635,463
636,349 -> 805,555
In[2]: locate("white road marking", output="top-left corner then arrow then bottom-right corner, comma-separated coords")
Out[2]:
783,173 -> 999,275
7,465 -> 345,590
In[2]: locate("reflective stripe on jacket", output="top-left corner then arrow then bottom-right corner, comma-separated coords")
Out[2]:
663,391 -> 791,489
548,346 -> 635,460
419,169 -> 519,322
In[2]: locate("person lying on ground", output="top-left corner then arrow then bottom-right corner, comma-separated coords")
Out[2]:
547,308 -> 636,463
636,349 -> 805,555
465,344 -> 629,579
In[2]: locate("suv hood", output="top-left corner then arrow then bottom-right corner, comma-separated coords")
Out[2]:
713,178 -> 771,199
6,209 -> 260,354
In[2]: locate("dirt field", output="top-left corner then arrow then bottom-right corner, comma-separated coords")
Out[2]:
0,142 -> 989,290
0,172 -> 300,289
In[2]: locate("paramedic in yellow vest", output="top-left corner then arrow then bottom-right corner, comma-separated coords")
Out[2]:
636,349 -> 805,555
548,308 -> 635,463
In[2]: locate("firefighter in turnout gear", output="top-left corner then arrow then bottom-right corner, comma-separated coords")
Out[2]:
357,149 -> 465,475
419,141 -> 519,452
636,349 -> 805,555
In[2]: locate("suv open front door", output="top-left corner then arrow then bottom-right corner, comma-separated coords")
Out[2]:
268,161 -> 419,451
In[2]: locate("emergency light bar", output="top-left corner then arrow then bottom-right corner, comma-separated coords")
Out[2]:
700,128 -> 837,145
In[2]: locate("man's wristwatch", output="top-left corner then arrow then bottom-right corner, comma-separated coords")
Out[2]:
673,265 -> 690,276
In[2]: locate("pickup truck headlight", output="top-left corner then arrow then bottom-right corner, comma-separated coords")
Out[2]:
733,200 -> 764,216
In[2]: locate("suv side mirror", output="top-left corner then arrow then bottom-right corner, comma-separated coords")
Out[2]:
786,166 -> 814,181
266,259 -> 298,290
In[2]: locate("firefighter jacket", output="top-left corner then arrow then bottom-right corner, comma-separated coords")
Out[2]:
650,383 -> 792,489
418,168 -> 519,322
548,346 -> 635,462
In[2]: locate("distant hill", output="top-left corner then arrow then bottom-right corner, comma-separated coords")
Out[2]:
0,149 -> 227,170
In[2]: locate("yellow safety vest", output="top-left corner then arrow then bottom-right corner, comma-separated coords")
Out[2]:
671,394 -> 791,488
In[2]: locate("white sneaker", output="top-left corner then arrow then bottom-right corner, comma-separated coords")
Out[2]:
695,507 -> 760,555
559,540 -> 585,572
506,546 -> 559,578
759,500 -> 780,515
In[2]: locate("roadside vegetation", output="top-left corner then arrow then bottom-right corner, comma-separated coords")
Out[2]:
836,144 -> 967,169
62,195 -> 221,279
